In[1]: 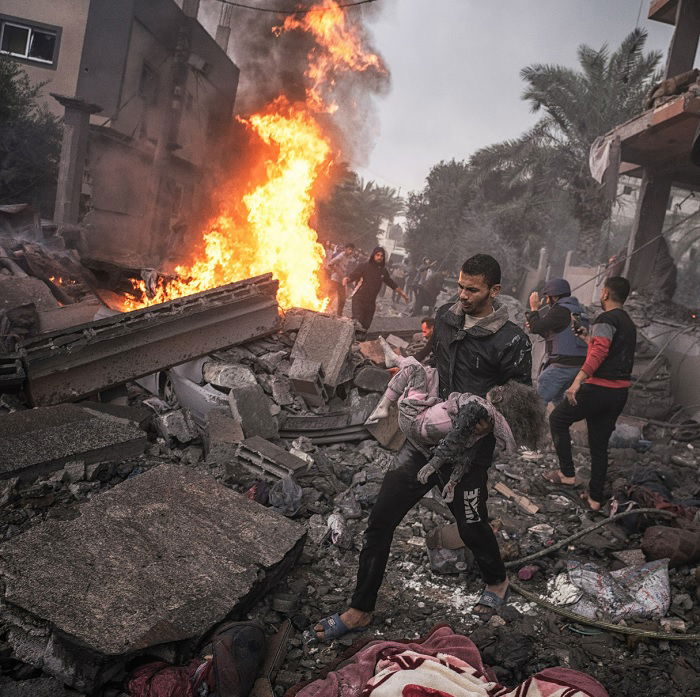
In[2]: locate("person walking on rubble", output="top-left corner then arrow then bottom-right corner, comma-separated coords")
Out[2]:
314,254 -> 533,641
345,246 -> 409,330
326,242 -> 356,317
526,278 -> 588,407
545,276 -> 636,512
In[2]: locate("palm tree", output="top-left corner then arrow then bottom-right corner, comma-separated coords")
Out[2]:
471,29 -> 661,261
317,167 -> 404,246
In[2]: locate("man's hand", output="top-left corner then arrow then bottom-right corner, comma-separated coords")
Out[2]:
565,380 -> 582,406
529,291 -> 540,311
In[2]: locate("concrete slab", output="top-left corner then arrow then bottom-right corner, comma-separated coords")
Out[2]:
358,339 -> 386,366
0,464 -> 306,692
366,403 -> 406,451
37,298 -> 101,333
0,277 -> 58,313
290,313 -> 355,387
366,316 -> 423,340
0,404 -> 147,481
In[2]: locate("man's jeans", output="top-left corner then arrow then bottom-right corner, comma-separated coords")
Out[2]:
537,363 -> 580,405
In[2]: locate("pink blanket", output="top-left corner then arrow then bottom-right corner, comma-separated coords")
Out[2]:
287,625 -> 608,697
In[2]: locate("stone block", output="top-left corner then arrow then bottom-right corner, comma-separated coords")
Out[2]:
0,405 -> 147,482
366,316 -> 423,340
224,365 -> 278,439
203,361 -> 257,389
354,365 -> 391,393
0,464 -> 306,692
204,407 -> 244,464
288,358 -> 327,407
365,403 -> 406,451
358,339 -> 386,366
230,436 -> 309,482
154,408 -> 198,445
270,376 -> 295,406
0,277 -> 58,313
256,350 -> 288,373
290,313 -> 355,387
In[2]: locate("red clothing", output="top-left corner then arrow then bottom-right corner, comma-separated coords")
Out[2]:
582,335 -> 630,389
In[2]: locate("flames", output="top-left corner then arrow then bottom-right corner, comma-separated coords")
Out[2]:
121,0 -> 385,313
276,0 -> 385,113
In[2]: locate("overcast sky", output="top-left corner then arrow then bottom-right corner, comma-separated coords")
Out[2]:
355,0 -> 675,194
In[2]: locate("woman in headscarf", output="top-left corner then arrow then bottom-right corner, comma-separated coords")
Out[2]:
345,246 -> 408,330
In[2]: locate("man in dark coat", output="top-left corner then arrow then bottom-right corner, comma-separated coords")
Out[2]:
346,246 -> 408,330
314,254 -> 533,641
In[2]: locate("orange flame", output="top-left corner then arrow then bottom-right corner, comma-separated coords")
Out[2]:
122,98 -> 331,312
276,0 -> 385,112
122,0 -> 384,313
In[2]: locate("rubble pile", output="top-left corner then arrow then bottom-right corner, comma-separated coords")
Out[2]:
0,295 -> 698,696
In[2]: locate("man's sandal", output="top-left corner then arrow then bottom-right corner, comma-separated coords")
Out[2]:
472,587 -> 511,619
314,613 -> 368,642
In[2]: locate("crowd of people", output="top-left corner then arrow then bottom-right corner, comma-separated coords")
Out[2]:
312,247 -> 637,641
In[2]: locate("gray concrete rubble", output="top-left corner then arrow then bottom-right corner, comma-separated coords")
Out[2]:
204,407 -> 245,463
230,436 -> 309,480
353,365 -> 391,393
290,313 -> 355,387
153,407 -> 198,445
0,464 -> 306,692
226,364 -> 279,440
0,404 -> 147,482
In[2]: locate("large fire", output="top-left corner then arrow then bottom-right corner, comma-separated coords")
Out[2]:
122,0 -> 384,313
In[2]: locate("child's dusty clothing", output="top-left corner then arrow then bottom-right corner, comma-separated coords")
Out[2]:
386,356 -> 516,455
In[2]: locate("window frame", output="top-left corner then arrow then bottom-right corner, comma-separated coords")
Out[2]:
0,14 -> 61,70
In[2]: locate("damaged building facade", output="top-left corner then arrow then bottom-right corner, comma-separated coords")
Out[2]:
1,0 -> 239,268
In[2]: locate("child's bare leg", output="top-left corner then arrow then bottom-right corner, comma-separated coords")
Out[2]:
378,336 -> 402,368
365,393 -> 393,424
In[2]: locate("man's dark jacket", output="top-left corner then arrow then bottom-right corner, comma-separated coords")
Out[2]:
433,300 -> 532,398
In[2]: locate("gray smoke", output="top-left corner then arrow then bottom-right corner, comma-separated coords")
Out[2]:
197,0 -> 391,166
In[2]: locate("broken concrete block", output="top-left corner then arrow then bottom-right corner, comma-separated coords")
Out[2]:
0,405 -> 147,482
386,334 -> 409,350
354,365 -> 391,393
288,358 -> 328,407
154,408 -> 198,445
203,361 -> 257,389
204,407 -> 244,464
0,464 -> 306,692
270,376 -> 295,406
256,350 -> 288,373
365,403 -> 406,451
223,365 -> 278,439
347,389 -> 381,425
230,436 -> 309,481
358,339 -> 386,366
291,313 -> 355,387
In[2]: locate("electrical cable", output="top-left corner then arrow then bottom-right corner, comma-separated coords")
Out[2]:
504,507 -> 700,640
215,0 -> 377,14
503,507 -> 678,568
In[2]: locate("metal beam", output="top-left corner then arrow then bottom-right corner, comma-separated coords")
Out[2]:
19,274 -> 280,406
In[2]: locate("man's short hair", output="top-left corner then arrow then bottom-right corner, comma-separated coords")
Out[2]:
421,317 -> 435,328
344,242 -> 355,250
604,276 -> 630,303
461,254 -> 501,287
